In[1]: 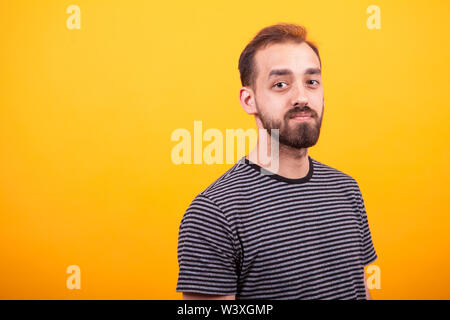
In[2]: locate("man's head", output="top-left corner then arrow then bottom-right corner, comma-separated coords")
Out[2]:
238,23 -> 324,150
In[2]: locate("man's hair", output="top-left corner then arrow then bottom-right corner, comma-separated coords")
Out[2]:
238,23 -> 321,90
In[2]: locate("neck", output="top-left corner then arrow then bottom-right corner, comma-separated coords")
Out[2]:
246,135 -> 310,180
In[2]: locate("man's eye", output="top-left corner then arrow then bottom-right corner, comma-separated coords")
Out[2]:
307,80 -> 320,85
273,82 -> 287,88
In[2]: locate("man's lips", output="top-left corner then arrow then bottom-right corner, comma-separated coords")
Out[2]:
289,112 -> 314,121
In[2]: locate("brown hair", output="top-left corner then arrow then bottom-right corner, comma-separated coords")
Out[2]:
238,23 -> 321,89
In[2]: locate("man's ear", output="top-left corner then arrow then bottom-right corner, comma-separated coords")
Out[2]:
239,86 -> 257,115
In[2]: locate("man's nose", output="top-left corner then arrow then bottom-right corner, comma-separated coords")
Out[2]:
290,82 -> 309,106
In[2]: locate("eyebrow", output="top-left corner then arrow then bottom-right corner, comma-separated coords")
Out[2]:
267,68 -> 321,79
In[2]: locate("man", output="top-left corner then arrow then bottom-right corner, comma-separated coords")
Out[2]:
176,23 -> 377,300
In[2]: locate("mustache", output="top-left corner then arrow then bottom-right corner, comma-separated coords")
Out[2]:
285,106 -> 317,119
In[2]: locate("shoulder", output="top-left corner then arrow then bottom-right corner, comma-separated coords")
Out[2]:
182,159 -> 254,219
181,194 -> 232,232
197,158 -> 257,203
311,157 -> 362,194
311,157 -> 359,184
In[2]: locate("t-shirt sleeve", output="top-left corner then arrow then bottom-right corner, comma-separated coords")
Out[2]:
355,183 -> 378,266
176,194 -> 238,295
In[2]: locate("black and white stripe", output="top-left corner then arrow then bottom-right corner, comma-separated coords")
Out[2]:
176,155 -> 377,299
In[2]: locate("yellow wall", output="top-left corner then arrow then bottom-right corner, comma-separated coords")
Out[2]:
1,0 -> 449,299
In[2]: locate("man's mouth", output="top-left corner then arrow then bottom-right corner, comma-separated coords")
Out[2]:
290,112 -> 313,121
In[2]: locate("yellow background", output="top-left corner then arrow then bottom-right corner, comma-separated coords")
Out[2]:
1,0 -> 449,299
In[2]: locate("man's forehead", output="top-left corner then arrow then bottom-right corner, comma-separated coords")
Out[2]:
254,42 -> 320,77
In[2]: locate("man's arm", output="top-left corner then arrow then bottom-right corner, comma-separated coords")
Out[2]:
176,195 -> 239,298
183,292 -> 235,300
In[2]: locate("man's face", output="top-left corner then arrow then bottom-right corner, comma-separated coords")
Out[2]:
252,41 -> 324,149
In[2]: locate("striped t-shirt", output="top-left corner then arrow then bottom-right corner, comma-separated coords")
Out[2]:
176,155 -> 378,299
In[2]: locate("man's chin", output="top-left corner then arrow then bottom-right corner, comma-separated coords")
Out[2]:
279,133 -> 320,149
283,142 -> 318,150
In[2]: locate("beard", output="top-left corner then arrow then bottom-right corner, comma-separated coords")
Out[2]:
256,103 -> 323,149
